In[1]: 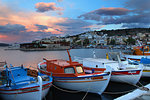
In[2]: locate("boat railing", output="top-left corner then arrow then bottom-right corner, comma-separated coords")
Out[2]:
27,69 -> 38,77
0,71 -> 7,85
0,61 -> 6,67
53,73 -> 77,77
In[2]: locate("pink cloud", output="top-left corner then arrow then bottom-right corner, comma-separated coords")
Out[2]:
79,7 -> 131,21
35,2 -> 63,12
0,1 -> 67,34
0,1 -> 67,43
57,0 -> 63,2
0,34 -> 8,38
0,1 -> 93,43
83,24 -> 105,30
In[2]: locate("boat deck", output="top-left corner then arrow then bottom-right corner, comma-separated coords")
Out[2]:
84,58 -> 116,64
49,59 -> 71,66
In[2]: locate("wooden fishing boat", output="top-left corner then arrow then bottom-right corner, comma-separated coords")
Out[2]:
0,64 -> 52,100
122,45 -> 150,61
129,58 -> 150,77
38,50 -> 111,95
140,57 -> 150,77
74,54 -> 143,85
121,45 -> 150,77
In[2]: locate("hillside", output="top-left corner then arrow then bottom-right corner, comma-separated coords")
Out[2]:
97,28 -> 150,36
0,43 -> 9,46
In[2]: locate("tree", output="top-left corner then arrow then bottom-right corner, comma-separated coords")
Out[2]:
127,37 -> 136,45
110,39 -> 116,45
123,39 -> 127,45
76,41 -> 81,45
107,37 -> 110,45
83,38 -> 89,46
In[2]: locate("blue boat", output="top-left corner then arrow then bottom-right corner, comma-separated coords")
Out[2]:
140,57 -> 150,65
0,64 -> 52,100
140,57 -> 150,77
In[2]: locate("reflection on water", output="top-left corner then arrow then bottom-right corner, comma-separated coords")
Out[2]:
1,47 -> 150,100
0,47 -> 110,68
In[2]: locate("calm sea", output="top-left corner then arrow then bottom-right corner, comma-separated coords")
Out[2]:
0,47 -> 149,100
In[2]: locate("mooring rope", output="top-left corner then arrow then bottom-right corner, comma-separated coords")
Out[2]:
130,72 -> 150,91
112,72 -> 150,92
81,84 -> 91,100
103,89 -> 135,94
52,83 -> 83,93
52,82 -> 91,100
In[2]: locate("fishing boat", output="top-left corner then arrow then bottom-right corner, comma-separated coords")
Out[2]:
74,53 -> 143,85
38,50 -> 111,95
0,64 -> 52,100
140,57 -> 150,77
121,45 -> 150,77
122,45 -> 150,61
129,57 -> 150,77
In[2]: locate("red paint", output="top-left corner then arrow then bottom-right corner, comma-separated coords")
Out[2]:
112,70 -> 141,75
0,84 -> 51,94
0,86 -> 39,91
83,66 -> 106,72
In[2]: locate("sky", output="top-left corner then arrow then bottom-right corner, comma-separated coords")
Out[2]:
0,0 -> 150,43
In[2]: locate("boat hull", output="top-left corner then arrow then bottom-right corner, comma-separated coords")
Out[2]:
123,54 -> 150,61
142,70 -> 150,77
53,73 -> 111,95
38,61 -> 111,95
111,70 -> 143,84
0,83 -> 51,100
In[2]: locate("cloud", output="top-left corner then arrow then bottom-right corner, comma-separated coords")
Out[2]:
57,0 -> 63,2
0,24 -> 26,34
125,0 -> 150,12
0,34 -> 8,38
56,19 -> 95,35
0,1 -> 67,43
83,24 -> 105,30
35,24 -> 48,30
0,0 -> 103,43
122,23 -> 150,28
98,12 -> 150,25
94,7 -> 131,16
78,0 -> 150,29
78,7 -> 131,21
35,2 -> 63,12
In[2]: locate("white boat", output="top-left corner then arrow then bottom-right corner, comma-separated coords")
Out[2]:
74,54 -> 143,85
38,50 -> 111,95
0,64 -> 52,100
122,54 -> 150,61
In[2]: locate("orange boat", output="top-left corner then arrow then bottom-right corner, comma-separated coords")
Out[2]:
123,45 -> 150,61
132,45 -> 150,55
38,50 -> 111,95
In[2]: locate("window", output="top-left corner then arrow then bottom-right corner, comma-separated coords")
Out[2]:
96,65 -> 98,68
64,67 -> 75,74
76,66 -> 84,74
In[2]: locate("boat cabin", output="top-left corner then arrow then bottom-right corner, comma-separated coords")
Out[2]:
46,59 -> 85,76
0,66 -> 38,87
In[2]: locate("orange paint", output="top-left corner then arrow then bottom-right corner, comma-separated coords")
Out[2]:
133,46 -> 150,55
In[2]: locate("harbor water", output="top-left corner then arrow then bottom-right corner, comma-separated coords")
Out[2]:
0,47 -> 150,100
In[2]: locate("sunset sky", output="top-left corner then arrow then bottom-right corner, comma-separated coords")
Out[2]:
0,0 -> 149,43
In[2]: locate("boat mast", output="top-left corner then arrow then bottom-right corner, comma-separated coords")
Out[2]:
67,50 -> 72,64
